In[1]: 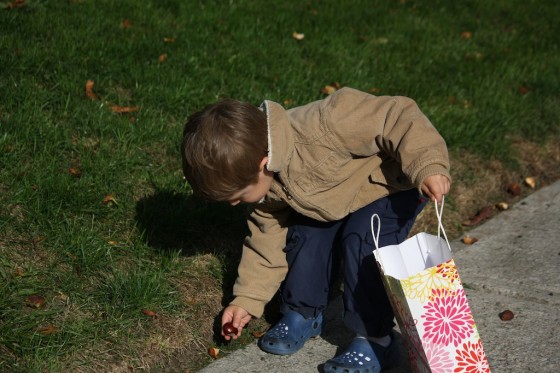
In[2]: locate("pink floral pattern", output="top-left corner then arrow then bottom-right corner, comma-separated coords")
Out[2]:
421,340 -> 455,372
376,245 -> 490,372
422,288 -> 475,347
454,341 -> 490,373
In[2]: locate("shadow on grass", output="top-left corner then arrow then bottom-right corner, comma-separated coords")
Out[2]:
134,189 -> 248,255
134,189 -> 285,346
135,189 -> 249,335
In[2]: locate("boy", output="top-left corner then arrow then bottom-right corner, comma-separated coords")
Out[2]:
181,87 -> 450,372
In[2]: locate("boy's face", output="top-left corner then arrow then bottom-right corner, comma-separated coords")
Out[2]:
228,158 -> 273,206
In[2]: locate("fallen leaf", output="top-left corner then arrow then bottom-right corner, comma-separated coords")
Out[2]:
5,0 -> 25,9
507,182 -> 521,197
495,202 -> 509,211
518,85 -> 530,95
122,19 -> 132,29
461,235 -> 479,245
142,309 -> 157,318
163,37 -> 175,43
208,346 -> 220,359
34,236 -> 46,244
68,167 -> 81,177
14,266 -> 25,277
283,98 -> 295,106
524,176 -> 536,189
252,330 -> 265,338
373,37 -> 389,45
56,292 -> 69,303
292,32 -> 305,40
26,295 -> 46,308
85,80 -> 99,100
321,82 -> 341,95
462,205 -> 494,226
461,31 -> 472,39
37,324 -> 58,335
107,240 -> 118,245
465,52 -> 484,61
499,309 -> 514,321
158,53 -> 168,63
110,105 -> 140,114
102,194 -> 118,205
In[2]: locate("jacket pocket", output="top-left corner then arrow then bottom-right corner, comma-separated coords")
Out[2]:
294,153 -> 349,193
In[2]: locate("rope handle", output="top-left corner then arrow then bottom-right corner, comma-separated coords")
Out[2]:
371,196 -> 452,268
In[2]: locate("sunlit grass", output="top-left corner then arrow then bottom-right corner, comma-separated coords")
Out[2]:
0,0 -> 558,371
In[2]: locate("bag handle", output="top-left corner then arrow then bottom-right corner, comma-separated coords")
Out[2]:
371,196 -> 452,253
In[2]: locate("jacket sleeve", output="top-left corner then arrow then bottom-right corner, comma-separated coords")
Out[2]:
324,88 -> 451,187
230,201 -> 292,318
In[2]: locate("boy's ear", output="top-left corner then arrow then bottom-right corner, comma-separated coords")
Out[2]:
259,156 -> 268,171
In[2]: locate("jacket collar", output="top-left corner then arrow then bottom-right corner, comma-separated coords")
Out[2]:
260,100 -> 294,173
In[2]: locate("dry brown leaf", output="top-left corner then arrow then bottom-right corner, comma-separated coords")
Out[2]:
37,324 -> 58,335
321,82 -> 341,95
252,330 -> 266,338
68,167 -> 81,177
283,98 -> 295,106
163,37 -> 175,43
524,176 -> 536,189
102,194 -> 117,205
26,295 -> 46,308
292,32 -> 305,40
461,235 -> 479,245
158,53 -> 168,63
518,85 -> 530,95
85,80 -> 99,100
5,0 -> 25,9
142,309 -> 157,318
462,205 -> 494,226
208,347 -> 220,359
107,240 -> 118,245
110,105 -> 140,113
56,292 -> 69,303
495,202 -> 509,211
373,37 -> 389,45
507,182 -> 521,197
122,19 -> 132,29
461,31 -> 472,39
14,266 -> 25,277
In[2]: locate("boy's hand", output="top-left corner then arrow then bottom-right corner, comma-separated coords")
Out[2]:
421,174 -> 451,204
221,305 -> 252,340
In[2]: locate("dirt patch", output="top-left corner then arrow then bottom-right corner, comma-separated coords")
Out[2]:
412,137 -> 560,238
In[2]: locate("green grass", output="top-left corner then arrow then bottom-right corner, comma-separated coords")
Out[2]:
0,0 -> 559,371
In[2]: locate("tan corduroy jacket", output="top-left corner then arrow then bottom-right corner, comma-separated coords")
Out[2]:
230,88 -> 451,317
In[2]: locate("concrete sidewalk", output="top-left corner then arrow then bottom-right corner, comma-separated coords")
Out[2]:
200,180 -> 560,373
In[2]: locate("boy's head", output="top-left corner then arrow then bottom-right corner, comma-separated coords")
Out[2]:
181,99 -> 268,202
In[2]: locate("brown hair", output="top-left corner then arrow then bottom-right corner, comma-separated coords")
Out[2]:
181,99 -> 268,201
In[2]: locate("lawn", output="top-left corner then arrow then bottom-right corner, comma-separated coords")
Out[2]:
1,0 -> 559,372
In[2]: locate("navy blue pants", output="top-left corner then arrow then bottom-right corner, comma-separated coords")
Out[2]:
279,188 -> 426,338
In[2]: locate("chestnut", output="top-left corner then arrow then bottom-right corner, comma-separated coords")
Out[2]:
222,322 -> 238,336
499,310 -> 514,321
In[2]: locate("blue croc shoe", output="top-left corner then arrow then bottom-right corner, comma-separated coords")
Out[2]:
323,332 -> 400,373
258,311 -> 323,355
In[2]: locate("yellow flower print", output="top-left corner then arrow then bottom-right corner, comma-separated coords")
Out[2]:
402,263 -> 458,302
